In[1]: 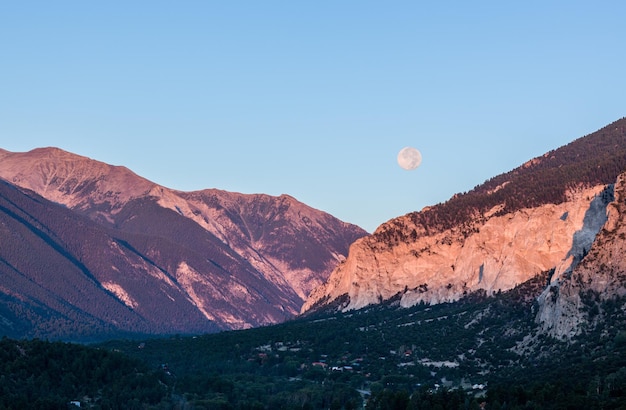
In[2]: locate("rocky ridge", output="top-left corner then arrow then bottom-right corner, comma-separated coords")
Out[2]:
536,170 -> 626,339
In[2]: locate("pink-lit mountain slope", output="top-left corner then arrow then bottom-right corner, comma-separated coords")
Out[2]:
536,167 -> 626,339
0,148 -> 366,339
303,118 -> 626,318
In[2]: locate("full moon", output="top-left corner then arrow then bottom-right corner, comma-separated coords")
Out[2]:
397,146 -> 422,170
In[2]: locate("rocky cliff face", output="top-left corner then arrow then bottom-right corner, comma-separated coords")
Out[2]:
0,147 -> 366,336
536,170 -> 626,339
302,184 -> 610,312
303,119 -> 626,315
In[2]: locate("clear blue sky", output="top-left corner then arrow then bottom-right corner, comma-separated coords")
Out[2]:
1,2 -> 625,232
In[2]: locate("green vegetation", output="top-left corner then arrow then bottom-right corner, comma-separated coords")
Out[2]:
2,273 -> 625,408
0,337 -> 168,409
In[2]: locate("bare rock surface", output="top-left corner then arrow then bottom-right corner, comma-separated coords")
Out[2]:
536,171 -> 626,339
303,185 -> 609,313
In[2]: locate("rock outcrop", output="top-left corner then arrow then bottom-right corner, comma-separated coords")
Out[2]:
536,171 -> 626,339
303,184 -> 611,313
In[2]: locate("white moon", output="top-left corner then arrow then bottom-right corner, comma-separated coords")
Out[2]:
397,146 -> 422,170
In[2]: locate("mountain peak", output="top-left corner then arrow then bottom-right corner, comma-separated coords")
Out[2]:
0,145 -> 366,339
0,147 -> 155,211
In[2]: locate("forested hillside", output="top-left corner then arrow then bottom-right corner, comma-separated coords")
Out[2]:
0,338 -> 168,408
0,179 -> 220,340
97,274 -> 626,409
1,272 -> 624,408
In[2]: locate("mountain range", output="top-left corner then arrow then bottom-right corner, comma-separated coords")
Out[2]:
0,118 -> 625,409
0,147 -> 366,340
1,117 -> 625,343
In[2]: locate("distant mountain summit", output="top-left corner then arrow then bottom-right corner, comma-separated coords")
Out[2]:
303,118 -> 626,321
0,147 -> 366,340
0,147 -> 154,212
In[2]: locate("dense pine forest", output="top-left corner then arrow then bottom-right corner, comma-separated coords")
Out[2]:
2,273 -> 625,409
0,337 -> 167,409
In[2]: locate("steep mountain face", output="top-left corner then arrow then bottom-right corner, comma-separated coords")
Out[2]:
536,170 -> 626,339
0,179 -> 218,338
303,118 -> 626,314
0,148 -> 366,338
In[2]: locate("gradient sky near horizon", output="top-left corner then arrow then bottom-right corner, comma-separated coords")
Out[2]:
2,2 -> 625,232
